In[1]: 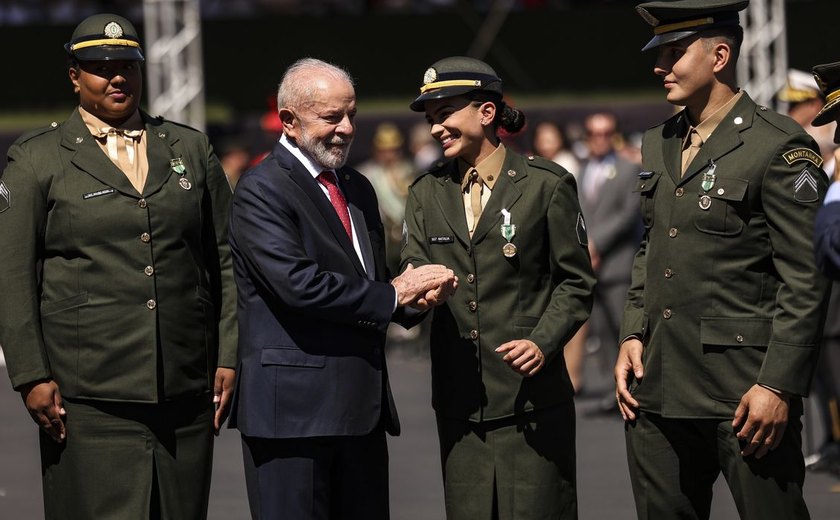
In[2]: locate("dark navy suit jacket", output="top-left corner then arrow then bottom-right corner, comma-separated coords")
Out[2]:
228,141 -> 401,439
815,199 -> 840,281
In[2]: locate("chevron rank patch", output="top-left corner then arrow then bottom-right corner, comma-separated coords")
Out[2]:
0,181 -> 10,213
783,148 -> 823,168
576,212 -> 588,247
794,168 -> 819,203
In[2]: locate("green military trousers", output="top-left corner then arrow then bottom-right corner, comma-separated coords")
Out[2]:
625,411 -> 808,520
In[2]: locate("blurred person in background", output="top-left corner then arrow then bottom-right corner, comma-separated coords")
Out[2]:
355,122 -> 416,272
808,61 -> 840,479
409,120 -> 443,172
217,135 -> 252,188
578,112 -> 642,414
530,119 -> 581,178
0,13 -> 237,519
403,55 -> 595,520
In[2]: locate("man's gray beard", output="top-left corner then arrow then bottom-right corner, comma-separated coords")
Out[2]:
300,131 -> 352,170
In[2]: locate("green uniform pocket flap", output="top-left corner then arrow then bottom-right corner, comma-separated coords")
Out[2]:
633,172 -> 661,194
699,317 -> 772,347
708,178 -> 748,202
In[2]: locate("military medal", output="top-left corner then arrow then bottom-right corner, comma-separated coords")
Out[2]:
701,160 -> 716,192
699,160 -> 716,210
500,208 -> 517,258
170,158 -> 192,190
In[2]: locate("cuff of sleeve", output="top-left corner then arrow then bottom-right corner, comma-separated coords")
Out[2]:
619,307 -> 646,340
757,341 -> 818,397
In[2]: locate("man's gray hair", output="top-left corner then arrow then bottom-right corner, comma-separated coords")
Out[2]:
276,58 -> 355,110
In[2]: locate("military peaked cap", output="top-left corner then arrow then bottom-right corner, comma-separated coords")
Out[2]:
812,61 -> 840,127
65,13 -> 144,62
410,56 -> 502,112
636,0 -> 749,51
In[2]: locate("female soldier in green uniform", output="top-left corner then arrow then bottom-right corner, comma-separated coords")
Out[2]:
401,56 -> 595,520
0,14 -> 236,519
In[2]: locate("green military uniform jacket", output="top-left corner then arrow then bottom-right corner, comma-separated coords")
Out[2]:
620,93 -> 830,418
0,108 -> 237,402
402,150 -> 595,421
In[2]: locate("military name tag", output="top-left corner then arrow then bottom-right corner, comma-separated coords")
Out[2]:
83,188 -> 116,200
429,235 -> 453,244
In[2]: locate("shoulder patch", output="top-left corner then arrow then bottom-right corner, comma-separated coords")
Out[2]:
576,212 -> 588,247
794,167 -> 819,203
0,181 -> 10,213
783,148 -> 823,168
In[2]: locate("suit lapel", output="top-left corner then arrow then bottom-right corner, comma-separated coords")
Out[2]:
471,155 -> 524,244
279,146 -> 366,276
62,110 -> 140,197
342,169 -> 376,279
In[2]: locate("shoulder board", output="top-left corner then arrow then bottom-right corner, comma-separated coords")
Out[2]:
14,122 -> 61,145
411,159 -> 450,186
144,112 -> 203,134
754,105 -> 803,135
525,154 -> 571,177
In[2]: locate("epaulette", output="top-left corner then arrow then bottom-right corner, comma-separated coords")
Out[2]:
754,105 -> 803,135
525,154 -> 571,177
14,121 -> 61,146
410,159 -> 449,187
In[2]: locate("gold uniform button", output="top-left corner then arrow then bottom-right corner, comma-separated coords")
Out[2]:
470,329 -> 479,340
138,199 -> 148,209
140,232 -> 151,243
146,299 -> 157,310
675,188 -> 684,197
144,266 -> 154,276
668,228 -> 678,238
736,334 -> 744,343
468,301 -> 477,312
663,308 -> 672,319
664,268 -> 673,278
466,274 -> 475,284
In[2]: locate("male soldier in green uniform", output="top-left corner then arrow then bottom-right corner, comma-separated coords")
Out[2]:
0,14 -> 236,519
402,56 -> 595,519
614,1 -> 830,518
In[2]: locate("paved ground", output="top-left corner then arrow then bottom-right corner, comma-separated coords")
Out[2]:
1,342 -> 838,519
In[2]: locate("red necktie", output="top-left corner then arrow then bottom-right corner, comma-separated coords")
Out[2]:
317,170 -> 353,239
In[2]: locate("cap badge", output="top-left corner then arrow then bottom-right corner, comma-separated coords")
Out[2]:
423,67 -> 437,85
104,21 -> 124,39
814,72 -> 827,92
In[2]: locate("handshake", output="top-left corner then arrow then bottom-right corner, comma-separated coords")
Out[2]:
391,263 -> 458,311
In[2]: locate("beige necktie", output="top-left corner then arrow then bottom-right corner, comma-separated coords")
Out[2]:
100,127 -> 143,166
681,128 -> 703,176
465,169 -> 484,236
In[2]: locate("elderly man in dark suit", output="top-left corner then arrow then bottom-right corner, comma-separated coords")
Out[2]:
227,58 -> 456,520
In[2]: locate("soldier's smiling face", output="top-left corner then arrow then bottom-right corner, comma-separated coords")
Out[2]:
424,96 -> 496,165
69,59 -> 142,126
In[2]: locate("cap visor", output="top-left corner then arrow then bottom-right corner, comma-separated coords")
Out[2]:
409,85 -> 480,112
74,46 -> 144,62
812,97 -> 840,127
641,30 -> 698,51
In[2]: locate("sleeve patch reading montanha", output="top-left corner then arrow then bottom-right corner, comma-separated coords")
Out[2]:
783,148 -> 823,168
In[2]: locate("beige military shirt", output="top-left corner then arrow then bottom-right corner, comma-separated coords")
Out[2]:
79,107 -> 149,193
459,143 -> 506,235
